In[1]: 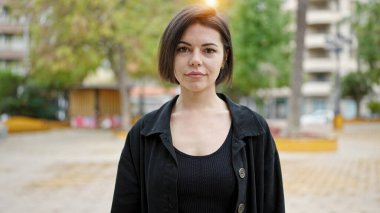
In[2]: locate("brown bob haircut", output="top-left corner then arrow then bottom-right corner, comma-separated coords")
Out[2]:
158,4 -> 233,85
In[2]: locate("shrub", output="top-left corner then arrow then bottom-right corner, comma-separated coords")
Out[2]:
0,87 -> 59,120
0,70 -> 23,102
368,101 -> 380,116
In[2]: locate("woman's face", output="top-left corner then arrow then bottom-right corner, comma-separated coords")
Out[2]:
174,23 -> 225,93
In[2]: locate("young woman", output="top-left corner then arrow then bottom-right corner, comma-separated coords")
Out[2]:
111,5 -> 285,213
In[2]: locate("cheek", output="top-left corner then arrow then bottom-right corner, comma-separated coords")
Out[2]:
209,57 -> 224,71
173,58 -> 179,73
174,69 -> 179,80
173,58 -> 181,81
174,56 -> 181,68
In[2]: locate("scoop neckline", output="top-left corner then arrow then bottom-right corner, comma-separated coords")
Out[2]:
174,125 -> 232,159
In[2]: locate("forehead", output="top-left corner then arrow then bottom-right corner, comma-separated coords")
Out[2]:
180,23 -> 223,45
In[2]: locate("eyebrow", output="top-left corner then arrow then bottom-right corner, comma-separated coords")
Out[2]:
178,41 -> 218,47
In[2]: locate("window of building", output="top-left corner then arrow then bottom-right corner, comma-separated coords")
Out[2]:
0,60 -> 22,71
312,98 -> 327,111
308,0 -> 329,10
307,48 -> 329,58
275,98 -> 288,119
309,73 -> 330,82
0,34 -> 13,42
0,6 -> 10,17
307,23 -> 330,34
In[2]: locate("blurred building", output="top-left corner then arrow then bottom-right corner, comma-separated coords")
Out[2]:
0,0 -> 28,75
278,0 -> 359,118
69,68 -> 178,129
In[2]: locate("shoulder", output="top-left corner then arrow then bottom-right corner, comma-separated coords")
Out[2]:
129,96 -> 177,137
127,110 -> 157,135
237,104 -> 270,130
234,104 -> 277,155
219,93 -> 268,136
124,108 -> 164,151
243,106 -> 269,130
236,103 -> 267,123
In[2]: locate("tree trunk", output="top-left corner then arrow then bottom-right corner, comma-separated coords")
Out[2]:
109,44 -> 132,131
355,98 -> 361,118
287,0 -> 308,137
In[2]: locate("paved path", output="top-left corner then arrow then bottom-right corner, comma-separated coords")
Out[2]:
0,123 -> 379,212
0,129 -> 124,213
282,123 -> 380,213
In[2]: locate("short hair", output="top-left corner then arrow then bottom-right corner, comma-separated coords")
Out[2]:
158,4 -> 233,85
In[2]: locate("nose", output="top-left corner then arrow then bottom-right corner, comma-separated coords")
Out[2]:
189,50 -> 202,67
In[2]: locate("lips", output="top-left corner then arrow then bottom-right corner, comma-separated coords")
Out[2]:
185,71 -> 206,77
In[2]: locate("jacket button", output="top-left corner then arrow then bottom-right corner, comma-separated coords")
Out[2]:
238,168 -> 246,179
238,203 -> 245,213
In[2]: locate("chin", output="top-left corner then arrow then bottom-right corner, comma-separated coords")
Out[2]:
180,83 -> 213,93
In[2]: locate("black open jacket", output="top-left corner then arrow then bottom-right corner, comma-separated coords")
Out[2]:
111,94 -> 285,213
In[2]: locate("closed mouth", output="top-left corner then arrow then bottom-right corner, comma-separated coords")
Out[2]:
185,71 -> 206,76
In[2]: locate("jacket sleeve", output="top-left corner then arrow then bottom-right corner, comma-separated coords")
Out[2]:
263,122 -> 285,213
111,127 -> 141,212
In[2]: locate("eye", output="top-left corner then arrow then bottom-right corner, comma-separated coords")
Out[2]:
204,48 -> 216,54
176,46 -> 190,53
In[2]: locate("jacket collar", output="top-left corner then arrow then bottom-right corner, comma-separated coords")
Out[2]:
141,93 -> 265,139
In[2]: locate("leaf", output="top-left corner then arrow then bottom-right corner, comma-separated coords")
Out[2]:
229,0 -> 292,96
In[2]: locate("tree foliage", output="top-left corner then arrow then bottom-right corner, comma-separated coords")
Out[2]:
342,72 -> 372,117
353,0 -> 380,84
228,0 -> 292,96
0,87 -> 58,119
8,0 -> 183,128
0,70 -> 23,103
367,101 -> 380,116
8,0 -> 180,90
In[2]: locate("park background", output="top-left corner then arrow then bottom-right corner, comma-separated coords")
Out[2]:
0,0 -> 379,212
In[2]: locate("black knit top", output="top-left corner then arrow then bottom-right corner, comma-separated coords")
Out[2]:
174,127 -> 237,213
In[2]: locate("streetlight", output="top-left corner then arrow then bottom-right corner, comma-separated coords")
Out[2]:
259,63 -> 278,119
205,0 -> 218,8
326,24 -> 351,130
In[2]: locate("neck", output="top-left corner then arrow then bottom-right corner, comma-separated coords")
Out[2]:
175,88 -> 225,112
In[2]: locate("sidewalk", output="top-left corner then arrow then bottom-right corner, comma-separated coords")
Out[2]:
0,123 -> 379,212
0,129 -> 124,213
281,122 -> 380,212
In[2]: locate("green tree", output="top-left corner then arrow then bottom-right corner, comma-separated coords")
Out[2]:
8,0 -> 181,129
0,86 -> 58,119
0,70 -> 23,103
367,101 -> 380,117
342,72 -> 372,118
353,0 -> 380,84
229,0 -> 291,96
